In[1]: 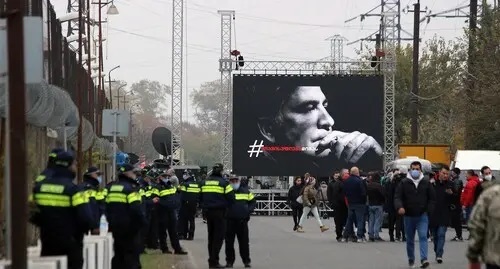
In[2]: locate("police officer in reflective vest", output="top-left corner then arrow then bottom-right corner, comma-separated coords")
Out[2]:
31,150 -> 94,269
79,166 -> 106,235
105,164 -> 146,269
157,172 -> 188,255
225,176 -> 256,268
199,163 -> 235,268
178,172 -> 200,240
139,170 -> 160,252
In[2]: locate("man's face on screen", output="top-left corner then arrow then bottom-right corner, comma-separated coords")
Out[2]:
277,86 -> 335,157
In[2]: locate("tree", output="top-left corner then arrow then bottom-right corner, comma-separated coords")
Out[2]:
182,122 -> 220,166
191,80 -> 223,133
130,79 -> 171,116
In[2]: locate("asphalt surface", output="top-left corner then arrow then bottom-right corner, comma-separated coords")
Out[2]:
178,216 -> 469,269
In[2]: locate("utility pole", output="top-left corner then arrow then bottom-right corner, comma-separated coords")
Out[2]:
77,0 -> 84,178
86,0 -> 93,166
5,0 -> 28,268
407,0 -> 424,143
466,0 -> 478,148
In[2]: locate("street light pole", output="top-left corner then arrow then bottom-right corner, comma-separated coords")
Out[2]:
108,65 -> 120,108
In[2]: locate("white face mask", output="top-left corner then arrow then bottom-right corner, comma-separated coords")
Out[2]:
484,174 -> 492,181
183,174 -> 189,180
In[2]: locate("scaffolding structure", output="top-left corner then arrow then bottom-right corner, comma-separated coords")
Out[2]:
326,35 -> 347,74
171,0 -> 184,165
218,10 -> 234,169
381,2 -> 398,166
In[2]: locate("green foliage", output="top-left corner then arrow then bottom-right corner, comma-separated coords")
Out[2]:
190,80 -> 222,133
182,122 -> 220,166
130,79 -> 171,116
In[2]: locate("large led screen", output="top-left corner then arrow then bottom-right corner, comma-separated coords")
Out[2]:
232,74 -> 384,176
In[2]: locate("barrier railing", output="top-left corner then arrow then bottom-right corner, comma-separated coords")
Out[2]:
252,189 -> 333,216
0,234 -> 113,269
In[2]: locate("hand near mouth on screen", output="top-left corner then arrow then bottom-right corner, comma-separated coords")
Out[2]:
318,131 -> 383,163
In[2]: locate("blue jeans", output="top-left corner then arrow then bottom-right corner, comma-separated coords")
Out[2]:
368,206 -> 384,239
404,214 -> 429,262
431,226 -> 447,258
343,204 -> 366,239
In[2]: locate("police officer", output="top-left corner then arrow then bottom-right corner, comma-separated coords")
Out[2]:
31,150 -> 94,269
105,164 -> 146,269
146,171 -> 161,249
79,166 -> 106,235
199,163 -> 236,268
139,171 -> 160,253
178,172 -> 200,240
225,176 -> 255,268
157,172 -> 188,255
34,148 -> 65,182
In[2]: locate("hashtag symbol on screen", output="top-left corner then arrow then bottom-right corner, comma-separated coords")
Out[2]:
247,140 -> 264,158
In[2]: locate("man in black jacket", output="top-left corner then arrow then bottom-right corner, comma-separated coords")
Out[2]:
449,167 -> 464,241
327,169 -> 349,242
385,170 -> 406,242
429,165 -> 453,264
395,161 -> 436,269
342,167 -> 367,242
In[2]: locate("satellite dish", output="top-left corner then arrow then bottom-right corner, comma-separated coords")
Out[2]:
127,153 -> 139,165
152,127 -> 172,156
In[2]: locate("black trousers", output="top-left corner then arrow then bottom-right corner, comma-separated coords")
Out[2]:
333,207 -> 348,239
225,219 -> 250,265
450,208 -> 463,238
158,207 -> 182,252
388,212 -> 405,239
111,230 -> 141,269
40,232 -> 83,269
291,205 -> 303,227
206,209 -> 226,266
147,207 -> 159,249
139,207 -> 152,252
178,201 -> 197,238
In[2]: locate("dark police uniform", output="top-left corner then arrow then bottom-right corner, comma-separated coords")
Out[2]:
31,150 -> 94,269
225,184 -> 256,268
105,164 -> 146,269
157,177 -> 187,254
199,164 -> 235,268
178,176 -> 201,240
139,176 -> 160,252
78,167 -> 106,235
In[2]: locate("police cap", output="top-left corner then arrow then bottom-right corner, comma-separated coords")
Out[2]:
85,166 -> 102,175
54,150 -> 75,168
119,164 -> 135,173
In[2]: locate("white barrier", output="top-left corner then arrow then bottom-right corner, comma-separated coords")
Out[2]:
12,234 -> 114,269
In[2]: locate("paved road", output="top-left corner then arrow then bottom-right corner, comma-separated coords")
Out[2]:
180,216 -> 469,269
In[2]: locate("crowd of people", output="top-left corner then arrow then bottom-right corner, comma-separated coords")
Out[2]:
288,162 -> 500,269
29,149 -> 256,269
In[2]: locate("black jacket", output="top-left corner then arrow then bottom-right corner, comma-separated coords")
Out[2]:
105,175 -> 146,232
327,179 -> 347,210
179,178 -> 201,204
157,181 -> 181,210
429,179 -> 453,227
367,182 -> 385,206
343,175 -> 367,205
227,186 -> 256,219
449,176 -> 463,209
78,176 -> 104,230
394,175 -> 436,217
199,174 -> 235,210
288,184 -> 303,208
384,174 -> 404,214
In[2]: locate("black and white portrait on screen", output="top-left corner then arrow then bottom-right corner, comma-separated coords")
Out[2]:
232,74 -> 385,176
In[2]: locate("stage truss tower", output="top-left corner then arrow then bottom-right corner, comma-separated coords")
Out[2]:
381,1 -> 398,166
326,35 -> 346,74
171,0 -> 184,165
218,10 -> 234,170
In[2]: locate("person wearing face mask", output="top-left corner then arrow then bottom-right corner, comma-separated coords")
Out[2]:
224,176 -> 256,268
156,172 -> 188,255
394,161 -> 436,269
30,150 -> 94,269
105,164 -> 147,269
178,172 -> 201,240
474,166 -> 498,203
79,166 -> 105,236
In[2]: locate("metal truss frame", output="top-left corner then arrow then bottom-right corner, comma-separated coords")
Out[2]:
381,2 -> 398,167
218,10 -> 234,170
171,0 -> 184,165
326,35 -> 347,74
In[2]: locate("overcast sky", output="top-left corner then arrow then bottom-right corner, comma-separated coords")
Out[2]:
49,0 -> 487,122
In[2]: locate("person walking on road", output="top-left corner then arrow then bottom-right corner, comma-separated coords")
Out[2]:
342,167 -> 367,242
296,176 -> 329,233
449,167 -> 464,241
366,172 -> 385,241
395,161 -> 436,268
467,184 -> 500,269
287,176 -> 304,231
200,163 -> 236,268
429,165 -> 453,264
327,169 -> 349,242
